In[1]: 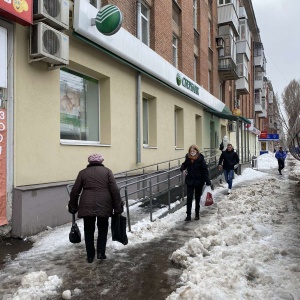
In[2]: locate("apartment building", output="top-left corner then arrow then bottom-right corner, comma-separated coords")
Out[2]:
0,0 -> 271,236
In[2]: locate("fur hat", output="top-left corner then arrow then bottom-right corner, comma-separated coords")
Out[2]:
88,154 -> 104,163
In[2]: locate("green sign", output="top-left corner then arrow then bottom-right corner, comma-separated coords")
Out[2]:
176,73 -> 199,95
95,5 -> 123,36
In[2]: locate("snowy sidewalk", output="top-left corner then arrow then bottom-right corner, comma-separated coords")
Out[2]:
0,153 -> 300,300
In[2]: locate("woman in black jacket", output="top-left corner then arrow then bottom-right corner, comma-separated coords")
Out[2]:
68,154 -> 123,263
180,145 -> 211,221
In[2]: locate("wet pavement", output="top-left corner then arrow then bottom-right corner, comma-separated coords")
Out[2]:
0,156 -> 299,299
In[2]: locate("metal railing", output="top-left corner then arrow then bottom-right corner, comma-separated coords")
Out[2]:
66,150 -> 219,232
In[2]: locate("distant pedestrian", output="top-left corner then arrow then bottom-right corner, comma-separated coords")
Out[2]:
218,143 -> 240,194
275,147 -> 287,175
68,154 -> 123,263
219,135 -> 229,151
180,145 -> 212,221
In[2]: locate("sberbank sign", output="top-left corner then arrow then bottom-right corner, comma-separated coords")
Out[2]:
176,73 -> 199,95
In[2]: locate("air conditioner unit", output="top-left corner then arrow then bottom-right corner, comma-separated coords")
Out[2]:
228,123 -> 237,132
30,22 -> 69,65
33,0 -> 70,30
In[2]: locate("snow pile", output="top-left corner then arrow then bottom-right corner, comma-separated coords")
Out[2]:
256,152 -> 278,169
167,177 -> 300,299
11,271 -> 62,299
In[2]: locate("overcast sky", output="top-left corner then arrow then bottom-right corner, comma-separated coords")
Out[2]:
251,0 -> 300,100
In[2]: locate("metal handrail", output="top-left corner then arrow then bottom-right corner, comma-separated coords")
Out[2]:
66,151 -> 220,232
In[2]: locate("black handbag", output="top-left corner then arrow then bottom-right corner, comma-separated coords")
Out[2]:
111,214 -> 128,245
69,214 -> 81,244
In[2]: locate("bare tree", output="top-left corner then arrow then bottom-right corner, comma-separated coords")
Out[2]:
281,79 -> 300,146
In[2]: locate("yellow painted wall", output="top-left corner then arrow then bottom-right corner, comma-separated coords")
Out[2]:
14,25 -> 227,186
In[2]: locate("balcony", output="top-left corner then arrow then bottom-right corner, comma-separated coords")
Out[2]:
218,57 -> 239,80
236,77 -> 249,95
217,4 -> 239,35
259,108 -> 267,118
236,40 -> 250,60
254,76 -> 263,90
268,90 -> 274,103
255,102 -> 263,113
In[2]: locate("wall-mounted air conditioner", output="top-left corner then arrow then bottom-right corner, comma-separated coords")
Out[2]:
33,0 -> 70,30
30,22 -> 69,65
228,123 -> 237,132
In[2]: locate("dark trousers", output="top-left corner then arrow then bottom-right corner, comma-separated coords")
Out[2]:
278,159 -> 285,172
83,216 -> 109,258
186,184 -> 204,217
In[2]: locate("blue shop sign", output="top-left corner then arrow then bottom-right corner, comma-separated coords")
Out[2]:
258,134 -> 279,141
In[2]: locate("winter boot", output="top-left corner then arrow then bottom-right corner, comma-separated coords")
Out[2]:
185,215 -> 191,221
195,212 -> 199,220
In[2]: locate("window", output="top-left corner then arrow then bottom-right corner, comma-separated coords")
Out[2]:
254,89 -> 261,104
60,69 -> 99,142
90,0 -> 101,9
236,54 -> 249,79
195,115 -> 202,148
172,35 -> 178,68
208,70 -> 212,93
218,0 -> 231,5
143,95 -> 157,147
194,56 -> 198,82
208,19 -> 212,48
269,116 -> 273,124
139,2 -> 150,46
193,0 -> 198,29
143,98 -> 149,145
175,106 -> 184,148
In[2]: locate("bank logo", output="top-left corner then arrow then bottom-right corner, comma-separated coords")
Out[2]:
95,5 -> 123,36
176,73 -> 182,86
176,73 -> 199,95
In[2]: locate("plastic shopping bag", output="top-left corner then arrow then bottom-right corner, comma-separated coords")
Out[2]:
200,186 -> 214,207
111,214 -> 128,245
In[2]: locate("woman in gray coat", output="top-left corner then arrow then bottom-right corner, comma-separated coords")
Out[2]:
68,154 -> 123,263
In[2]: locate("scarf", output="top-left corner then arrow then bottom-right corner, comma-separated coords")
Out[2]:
188,153 -> 199,162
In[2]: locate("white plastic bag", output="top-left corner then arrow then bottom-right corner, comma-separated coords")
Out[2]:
200,186 -> 214,206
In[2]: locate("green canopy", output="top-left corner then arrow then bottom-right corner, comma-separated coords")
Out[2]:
205,107 -> 251,124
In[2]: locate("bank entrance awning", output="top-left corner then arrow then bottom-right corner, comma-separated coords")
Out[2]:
205,108 -> 251,124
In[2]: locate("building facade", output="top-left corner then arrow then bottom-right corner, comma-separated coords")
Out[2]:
0,0 -> 272,237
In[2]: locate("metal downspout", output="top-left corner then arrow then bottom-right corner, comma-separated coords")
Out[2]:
136,1 -> 142,163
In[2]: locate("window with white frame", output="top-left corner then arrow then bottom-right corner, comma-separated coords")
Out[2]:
175,106 -> 183,148
218,0 -> 232,5
143,95 -> 157,147
236,53 -> 244,77
143,98 -> 149,145
139,2 -> 150,46
269,116 -> 273,124
172,35 -> 178,68
193,0 -> 198,29
60,69 -> 99,141
208,18 -> 212,48
90,0 -> 101,9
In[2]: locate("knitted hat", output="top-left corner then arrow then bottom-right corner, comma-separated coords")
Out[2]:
88,154 -> 104,163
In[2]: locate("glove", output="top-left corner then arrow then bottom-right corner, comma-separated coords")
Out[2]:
68,204 -> 78,214
206,182 -> 214,190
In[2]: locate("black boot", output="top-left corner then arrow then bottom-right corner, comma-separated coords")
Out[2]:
195,212 -> 199,220
185,215 -> 191,221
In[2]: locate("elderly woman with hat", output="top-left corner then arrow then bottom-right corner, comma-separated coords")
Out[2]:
68,154 -> 123,263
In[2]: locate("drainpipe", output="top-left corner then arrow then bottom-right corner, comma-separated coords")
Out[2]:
136,1 -> 141,163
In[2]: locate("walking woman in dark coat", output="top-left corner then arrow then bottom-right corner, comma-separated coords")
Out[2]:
180,145 -> 211,221
68,154 -> 123,263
